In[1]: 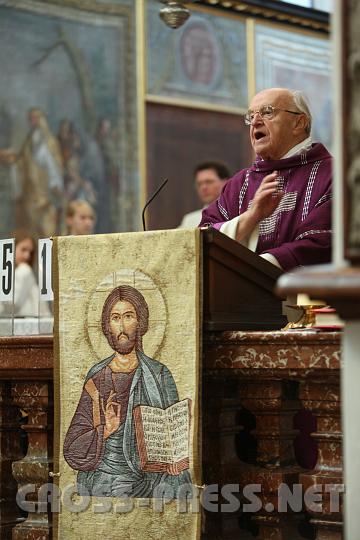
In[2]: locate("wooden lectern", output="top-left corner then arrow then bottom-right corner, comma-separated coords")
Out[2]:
201,227 -> 287,331
0,228 -> 342,540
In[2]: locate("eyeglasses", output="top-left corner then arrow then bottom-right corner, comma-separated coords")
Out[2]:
244,104 -> 302,126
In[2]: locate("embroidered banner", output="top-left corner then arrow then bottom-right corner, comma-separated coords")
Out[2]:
53,229 -> 202,539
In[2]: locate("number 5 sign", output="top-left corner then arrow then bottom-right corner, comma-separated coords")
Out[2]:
0,239 -> 15,302
38,239 -> 54,301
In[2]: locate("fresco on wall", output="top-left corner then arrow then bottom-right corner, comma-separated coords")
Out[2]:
147,0 -> 248,109
255,23 -> 332,150
0,1 -> 138,237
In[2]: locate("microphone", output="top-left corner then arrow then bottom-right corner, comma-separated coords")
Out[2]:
142,178 -> 169,231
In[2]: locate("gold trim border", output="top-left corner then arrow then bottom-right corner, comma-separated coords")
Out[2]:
254,15 -> 331,41
197,0 -> 330,33
195,227 -> 203,540
20,0 -> 130,16
146,94 -> 246,115
137,0 -> 147,217
246,17 -> 256,99
52,236 -> 60,540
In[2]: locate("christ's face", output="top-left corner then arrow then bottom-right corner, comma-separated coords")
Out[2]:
108,300 -> 139,355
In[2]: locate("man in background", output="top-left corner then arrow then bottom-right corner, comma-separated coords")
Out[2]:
178,161 -> 230,228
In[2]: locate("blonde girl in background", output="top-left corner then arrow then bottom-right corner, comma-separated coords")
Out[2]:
66,199 -> 96,235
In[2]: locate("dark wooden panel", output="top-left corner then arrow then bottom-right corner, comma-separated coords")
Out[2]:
202,228 -> 287,330
0,336 -> 53,379
146,103 -> 252,230
342,0 -> 360,263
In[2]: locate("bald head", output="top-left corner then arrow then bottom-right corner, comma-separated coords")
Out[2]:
255,87 -> 294,104
247,88 -> 311,160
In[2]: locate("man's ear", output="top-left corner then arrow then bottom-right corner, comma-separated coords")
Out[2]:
293,114 -> 308,134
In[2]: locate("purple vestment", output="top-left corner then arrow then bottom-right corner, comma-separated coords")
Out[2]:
200,143 -> 332,271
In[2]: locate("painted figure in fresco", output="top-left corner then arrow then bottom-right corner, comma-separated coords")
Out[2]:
0,107 -> 15,165
16,108 -> 64,237
0,108 -> 18,234
63,285 -> 191,498
79,130 -> 108,233
180,20 -> 220,86
96,118 -> 121,232
57,119 -> 96,206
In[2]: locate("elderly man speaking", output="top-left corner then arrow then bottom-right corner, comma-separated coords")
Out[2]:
200,88 -> 332,271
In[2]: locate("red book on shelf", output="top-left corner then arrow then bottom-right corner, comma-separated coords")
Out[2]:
311,307 -> 344,329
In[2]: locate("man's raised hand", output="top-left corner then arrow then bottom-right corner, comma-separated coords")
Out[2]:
234,170 -> 284,244
249,171 -> 284,223
249,171 -> 284,222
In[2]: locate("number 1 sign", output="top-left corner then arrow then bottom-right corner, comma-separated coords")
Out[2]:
0,239 -> 15,302
38,239 -> 54,301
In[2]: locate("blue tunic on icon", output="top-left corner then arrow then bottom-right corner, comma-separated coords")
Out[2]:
63,351 -> 191,498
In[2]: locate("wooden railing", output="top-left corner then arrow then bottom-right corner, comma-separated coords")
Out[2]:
0,336 -> 53,540
0,331 -> 341,540
203,330 -> 342,540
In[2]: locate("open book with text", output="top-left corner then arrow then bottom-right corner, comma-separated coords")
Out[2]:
133,398 -> 191,473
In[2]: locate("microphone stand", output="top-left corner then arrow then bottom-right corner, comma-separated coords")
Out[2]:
141,178 -> 169,231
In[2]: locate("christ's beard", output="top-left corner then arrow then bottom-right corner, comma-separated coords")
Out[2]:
109,331 -> 137,355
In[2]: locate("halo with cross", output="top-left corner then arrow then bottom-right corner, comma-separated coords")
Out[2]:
85,269 -> 167,361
